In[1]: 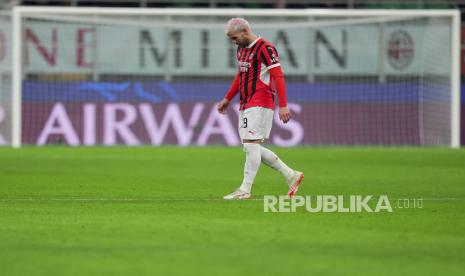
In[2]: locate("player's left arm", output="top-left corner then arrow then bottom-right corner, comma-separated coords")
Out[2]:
270,65 -> 291,124
261,45 -> 291,123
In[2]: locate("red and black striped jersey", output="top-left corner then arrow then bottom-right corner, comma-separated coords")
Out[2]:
235,37 -> 281,110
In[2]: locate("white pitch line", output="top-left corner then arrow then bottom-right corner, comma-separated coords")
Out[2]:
0,198 -> 263,202
0,197 -> 464,202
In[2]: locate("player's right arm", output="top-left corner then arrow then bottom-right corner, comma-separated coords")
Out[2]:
217,73 -> 240,114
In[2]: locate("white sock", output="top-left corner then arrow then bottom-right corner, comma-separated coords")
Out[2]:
260,146 -> 294,180
239,143 -> 261,193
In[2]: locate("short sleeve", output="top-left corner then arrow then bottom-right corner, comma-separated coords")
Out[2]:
259,45 -> 280,69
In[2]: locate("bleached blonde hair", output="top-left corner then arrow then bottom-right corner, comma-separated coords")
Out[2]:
225,17 -> 251,34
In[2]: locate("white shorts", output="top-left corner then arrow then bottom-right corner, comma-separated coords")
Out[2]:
238,106 -> 274,142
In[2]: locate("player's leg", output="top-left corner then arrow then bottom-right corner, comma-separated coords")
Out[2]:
260,146 -> 293,179
223,139 -> 261,200
224,107 -> 264,200
238,139 -> 262,194
258,109 -> 304,196
260,144 -> 304,197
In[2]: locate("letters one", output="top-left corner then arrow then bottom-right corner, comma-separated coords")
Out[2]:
36,103 -> 304,146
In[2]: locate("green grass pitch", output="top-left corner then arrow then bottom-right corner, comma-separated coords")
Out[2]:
0,146 -> 464,275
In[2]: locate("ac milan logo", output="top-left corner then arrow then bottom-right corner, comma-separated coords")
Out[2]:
387,30 -> 414,70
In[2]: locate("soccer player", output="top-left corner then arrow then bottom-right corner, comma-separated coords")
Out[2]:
217,18 -> 304,200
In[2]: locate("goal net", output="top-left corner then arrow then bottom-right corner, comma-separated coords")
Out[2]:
0,12 -> 11,146
3,8 -> 461,147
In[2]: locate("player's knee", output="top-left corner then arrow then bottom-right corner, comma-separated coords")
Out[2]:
242,140 -> 261,152
243,143 -> 261,167
242,142 -> 260,153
